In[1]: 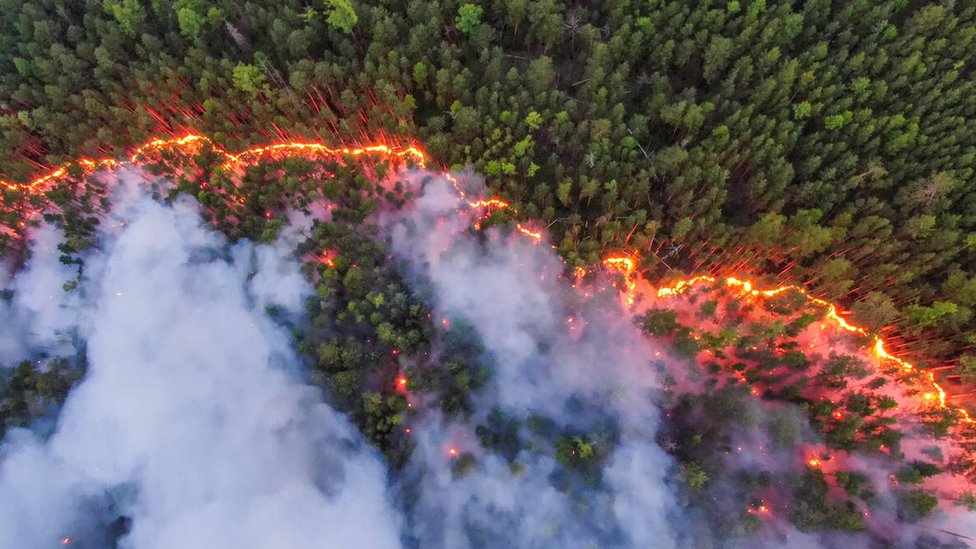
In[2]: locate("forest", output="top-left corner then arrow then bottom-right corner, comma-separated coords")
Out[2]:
2,0 -> 976,546
1,0 -> 975,375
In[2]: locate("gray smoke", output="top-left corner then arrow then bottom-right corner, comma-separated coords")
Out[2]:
0,186 -> 402,549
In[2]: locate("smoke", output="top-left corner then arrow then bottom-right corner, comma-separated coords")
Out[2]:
7,164 -> 971,549
384,174 -> 686,548
0,224 -> 86,359
0,185 -> 402,549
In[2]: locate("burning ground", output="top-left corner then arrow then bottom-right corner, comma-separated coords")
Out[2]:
1,137 -> 976,547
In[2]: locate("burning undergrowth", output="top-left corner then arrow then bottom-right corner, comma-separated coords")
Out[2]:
639,277 -> 976,546
1,138 -> 976,547
0,181 -> 403,549
379,174 -> 684,547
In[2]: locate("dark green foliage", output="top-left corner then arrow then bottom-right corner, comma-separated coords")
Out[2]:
475,406 -> 521,461
827,500 -> 866,532
409,319 -> 490,418
789,469 -> 865,532
785,313 -> 817,337
834,471 -> 870,499
781,350 -> 808,369
296,213 -> 435,463
825,415 -> 864,451
0,358 -> 85,437
895,461 -> 943,484
918,406 -> 958,438
451,451 -> 478,478
553,432 -> 606,485
672,328 -> 701,358
897,488 -> 939,522
698,300 -> 718,318
639,309 -> 680,337
789,469 -> 830,531
817,354 -> 871,389
3,0 -> 976,372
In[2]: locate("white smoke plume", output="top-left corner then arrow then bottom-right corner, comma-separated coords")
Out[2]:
0,185 -> 402,549
9,166 -> 947,549
384,174 -> 687,548
0,224 -> 86,359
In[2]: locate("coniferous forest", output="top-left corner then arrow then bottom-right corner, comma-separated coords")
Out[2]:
2,1 -> 975,371
3,1 -> 976,547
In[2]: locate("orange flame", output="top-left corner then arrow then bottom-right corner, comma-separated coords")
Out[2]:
467,198 -> 510,210
464,196 -> 544,243
655,275 -> 971,425
4,134 -> 968,430
747,503 -> 771,515
515,223 -> 543,242
317,250 -> 337,267
603,256 -> 638,304
5,134 -> 424,194
1,134 -> 553,255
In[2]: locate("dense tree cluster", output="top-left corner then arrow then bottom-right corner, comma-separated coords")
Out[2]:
641,278 -> 973,536
0,357 -> 84,438
2,2 -> 976,542
1,0 -> 975,369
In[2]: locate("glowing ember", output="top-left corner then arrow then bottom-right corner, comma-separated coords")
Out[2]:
746,502 -> 771,515
515,223 -> 543,242
1,134 -> 426,197
656,274 -> 972,426
464,196 -> 544,243
603,256 -> 639,304
317,251 -> 336,267
467,198 -> 510,210
448,448 -> 458,457
5,132 -> 970,437
807,458 -> 822,468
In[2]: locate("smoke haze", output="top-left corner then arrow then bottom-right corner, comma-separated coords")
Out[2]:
4,167 -> 974,549
0,185 -> 402,549
385,174 -> 685,548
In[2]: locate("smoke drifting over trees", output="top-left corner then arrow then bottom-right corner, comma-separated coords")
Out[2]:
385,175 -> 683,547
2,165 -> 976,548
0,185 -> 402,549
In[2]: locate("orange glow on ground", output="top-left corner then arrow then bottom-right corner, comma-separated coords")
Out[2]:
2,134 -> 426,196
3,133 -> 969,431
317,251 -> 336,267
655,274 -> 972,426
515,223 -> 543,242
602,256 -> 639,304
